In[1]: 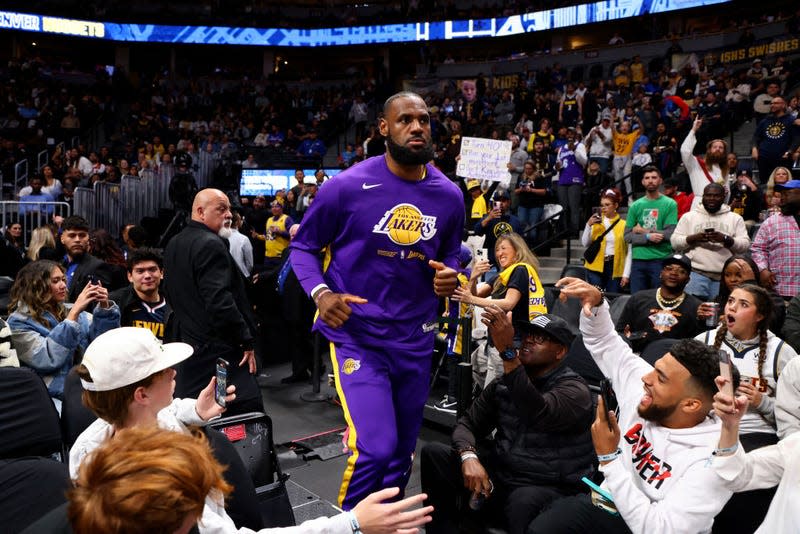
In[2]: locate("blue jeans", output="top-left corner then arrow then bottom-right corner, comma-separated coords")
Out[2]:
630,259 -> 663,294
517,205 -> 544,242
586,261 -> 622,293
685,272 -> 720,301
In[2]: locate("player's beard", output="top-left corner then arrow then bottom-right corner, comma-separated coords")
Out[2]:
386,136 -> 435,166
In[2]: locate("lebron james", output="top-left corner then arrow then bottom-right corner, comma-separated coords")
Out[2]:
290,91 -> 464,510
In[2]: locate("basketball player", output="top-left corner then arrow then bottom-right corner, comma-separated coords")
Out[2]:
290,91 -> 464,510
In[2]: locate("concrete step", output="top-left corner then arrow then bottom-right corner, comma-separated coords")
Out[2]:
546,244 -> 586,259
539,266 -> 566,285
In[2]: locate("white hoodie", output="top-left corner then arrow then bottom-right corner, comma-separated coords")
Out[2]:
582,302 -> 732,534
670,202 -> 750,274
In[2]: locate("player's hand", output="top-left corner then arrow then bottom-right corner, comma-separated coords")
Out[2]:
317,291 -> 368,328
555,277 -> 603,316
239,349 -> 256,374
352,487 -> 433,534
461,458 -> 492,497
429,260 -> 459,297
591,394 -> 621,460
196,377 -> 236,420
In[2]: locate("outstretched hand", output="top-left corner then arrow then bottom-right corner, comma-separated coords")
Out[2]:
555,277 -> 603,316
713,376 -> 749,429
352,487 -> 433,534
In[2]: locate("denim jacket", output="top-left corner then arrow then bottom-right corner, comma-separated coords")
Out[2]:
8,302 -> 120,399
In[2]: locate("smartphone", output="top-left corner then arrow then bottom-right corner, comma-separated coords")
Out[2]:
592,207 -> 602,217
718,350 -> 734,398
474,248 -> 487,262
493,201 -> 502,211
86,274 -> 97,284
215,358 -> 229,408
581,477 -> 616,505
599,378 -> 619,430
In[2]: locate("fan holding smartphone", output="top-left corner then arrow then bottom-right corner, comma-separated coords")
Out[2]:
527,277 -> 735,534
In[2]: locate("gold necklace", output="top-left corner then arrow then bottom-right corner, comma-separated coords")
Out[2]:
656,288 -> 685,311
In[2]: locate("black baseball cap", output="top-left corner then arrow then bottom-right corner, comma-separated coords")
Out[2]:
515,314 -> 575,347
663,253 -> 692,272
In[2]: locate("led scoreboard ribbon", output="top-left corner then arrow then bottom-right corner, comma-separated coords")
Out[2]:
1,0 -> 729,47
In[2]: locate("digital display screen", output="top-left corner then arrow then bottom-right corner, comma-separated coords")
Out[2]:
240,168 -> 341,197
0,1 -> 730,47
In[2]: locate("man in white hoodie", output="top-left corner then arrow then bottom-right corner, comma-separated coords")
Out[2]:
528,278 -> 732,534
670,183 -> 750,300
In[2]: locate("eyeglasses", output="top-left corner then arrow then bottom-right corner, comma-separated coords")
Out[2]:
523,333 -> 552,345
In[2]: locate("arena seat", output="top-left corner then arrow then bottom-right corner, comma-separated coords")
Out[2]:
0,367 -> 65,461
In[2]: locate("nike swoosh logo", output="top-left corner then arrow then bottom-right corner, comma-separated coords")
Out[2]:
362,183 -> 382,190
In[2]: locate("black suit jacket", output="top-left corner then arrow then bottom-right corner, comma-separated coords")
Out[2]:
163,220 -> 256,349
66,254 -> 114,303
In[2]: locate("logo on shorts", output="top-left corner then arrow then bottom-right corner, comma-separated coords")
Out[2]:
373,203 -> 438,246
341,358 -> 361,375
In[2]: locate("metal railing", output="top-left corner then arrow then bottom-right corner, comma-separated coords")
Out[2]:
13,160 -> 28,193
71,160 -> 204,235
0,201 -> 71,246
525,169 -> 636,264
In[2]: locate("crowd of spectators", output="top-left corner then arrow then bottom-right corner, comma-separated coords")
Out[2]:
2,14 -> 800,534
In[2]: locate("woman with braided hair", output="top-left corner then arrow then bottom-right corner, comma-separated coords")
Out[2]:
700,284 -> 798,532
696,283 -> 797,451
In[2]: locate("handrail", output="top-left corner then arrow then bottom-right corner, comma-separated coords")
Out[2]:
523,169 -> 635,263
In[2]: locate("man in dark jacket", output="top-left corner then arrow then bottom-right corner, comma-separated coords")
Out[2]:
420,307 -> 595,534
473,190 -> 523,268
109,248 -> 171,341
164,188 -> 261,415
61,215 -> 113,303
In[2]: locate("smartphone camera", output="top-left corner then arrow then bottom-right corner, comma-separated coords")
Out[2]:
599,378 -> 619,430
215,358 -> 229,408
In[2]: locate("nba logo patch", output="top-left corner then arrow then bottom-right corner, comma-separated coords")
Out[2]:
341,358 -> 361,375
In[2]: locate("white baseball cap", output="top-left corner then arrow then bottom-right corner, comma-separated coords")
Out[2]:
80,327 -> 193,392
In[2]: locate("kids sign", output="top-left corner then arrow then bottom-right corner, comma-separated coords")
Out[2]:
456,137 -> 512,183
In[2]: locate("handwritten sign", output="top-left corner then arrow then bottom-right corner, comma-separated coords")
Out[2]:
456,137 -> 512,183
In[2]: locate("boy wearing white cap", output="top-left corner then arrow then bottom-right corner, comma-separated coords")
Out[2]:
69,327 -> 433,534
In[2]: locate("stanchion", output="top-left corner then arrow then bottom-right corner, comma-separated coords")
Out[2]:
456,361 -> 472,418
301,332 -> 330,402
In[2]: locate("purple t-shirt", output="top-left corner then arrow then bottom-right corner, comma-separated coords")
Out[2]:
290,155 -> 465,351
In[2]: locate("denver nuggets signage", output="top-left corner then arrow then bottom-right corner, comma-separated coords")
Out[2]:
1,1 -> 730,47
718,38 -> 800,64
373,204 -> 438,246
